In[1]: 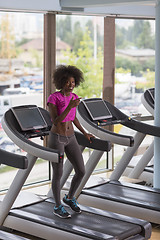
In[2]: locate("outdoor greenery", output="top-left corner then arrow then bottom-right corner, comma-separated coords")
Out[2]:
60,29 -> 103,98
138,69 -> 155,89
0,13 -> 17,59
0,13 -> 156,186
116,20 -> 155,49
0,14 -> 155,92
56,16 -> 155,92
56,15 -> 103,52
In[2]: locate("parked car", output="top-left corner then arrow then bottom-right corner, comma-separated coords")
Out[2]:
2,87 -> 31,95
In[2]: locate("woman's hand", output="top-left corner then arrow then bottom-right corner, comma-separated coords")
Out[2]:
73,116 -> 94,143
84,132 -> 95,143
68,97 -> 81,109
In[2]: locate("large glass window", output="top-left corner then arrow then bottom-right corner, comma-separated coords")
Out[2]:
1,13 -> 155,191
0,12 -> 48,191
0,12 -> 106,192
114,19 -> 155,168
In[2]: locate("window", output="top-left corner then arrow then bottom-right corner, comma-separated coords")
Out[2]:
115,18 -> 155,166
0,12 -> 47,191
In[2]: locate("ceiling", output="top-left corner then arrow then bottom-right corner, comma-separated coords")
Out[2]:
60,0 -> 157,18
0,0 -> 158,18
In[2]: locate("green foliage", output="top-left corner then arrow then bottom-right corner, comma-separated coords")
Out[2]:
56,16 -> 72,45
115,56 -> 142,76
56,15 -> 103,52
141,57 -> 155,72
116,55 -> 155,76
60,29 -> 103,98
136,21 -> 155,49
136,69 -> 155,90
116,24 -> 130,49
0,13 -> 17,59
30,49 -> 43,68
72,22 -> 83,52
116,20 -> 155,50
16,38 -> 31,47
116,67 -> 131,74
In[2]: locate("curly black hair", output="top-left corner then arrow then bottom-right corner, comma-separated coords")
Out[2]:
53,65 -> 84,90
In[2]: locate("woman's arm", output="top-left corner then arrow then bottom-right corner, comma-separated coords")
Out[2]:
48,102 -> 71,125
73,116 -> 94,142
48,97 -> 81,125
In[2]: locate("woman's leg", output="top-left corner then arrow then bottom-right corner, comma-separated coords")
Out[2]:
65,135 -> 85,199
51,162 -> 63,206
48,132 -> 64,206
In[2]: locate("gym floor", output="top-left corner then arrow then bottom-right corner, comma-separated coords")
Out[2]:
1,172 -> 160,240
13,173 -> 160,240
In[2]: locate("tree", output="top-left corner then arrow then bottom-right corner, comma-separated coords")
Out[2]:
72,22 -> 83,52
127,20 -> 155,49
115,56 -> 142,76
136,21 -> 155,49
117,20 -> 155,50
56,16 -> 72,45
116,24 -> 129,49
60,29 -> 103,98
0,13 -> 16,59
30,49 -> 43,68
56,15 -> 104,52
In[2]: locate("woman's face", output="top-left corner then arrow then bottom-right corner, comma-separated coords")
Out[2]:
63,77 -> 75,93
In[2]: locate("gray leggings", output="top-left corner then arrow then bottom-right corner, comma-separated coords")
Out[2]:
48,132 -> 85,206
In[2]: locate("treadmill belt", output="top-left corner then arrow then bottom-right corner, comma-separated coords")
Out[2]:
10,200 -> 142,240
83,181 -> 160,211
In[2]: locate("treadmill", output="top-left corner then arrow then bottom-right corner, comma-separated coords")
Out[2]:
141,88 -> 154,116
0,148 -> 30,239
122,88 -> 155,183
0,105 -> 151,240
76,98 -> 160,224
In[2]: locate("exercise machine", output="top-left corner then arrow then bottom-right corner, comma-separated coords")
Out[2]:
75,98 -> 160,224
0,105 -> 151,240
141,88 -> 154,116
0,148 -> 31,239
122,89 -> 155,184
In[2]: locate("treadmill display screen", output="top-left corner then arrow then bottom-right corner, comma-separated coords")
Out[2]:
82,99 -> 112,121
11,106 -> 47,131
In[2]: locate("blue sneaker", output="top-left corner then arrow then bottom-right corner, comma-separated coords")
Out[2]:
53,205 -> 71,218
63,195 -> 81,213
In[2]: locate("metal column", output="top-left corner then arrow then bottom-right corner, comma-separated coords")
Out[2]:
154,0 -> 160,189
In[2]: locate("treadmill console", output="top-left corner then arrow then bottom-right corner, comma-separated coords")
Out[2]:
11,105 -> 51,139
82,99 -> 112,121
82,98 -> 126,126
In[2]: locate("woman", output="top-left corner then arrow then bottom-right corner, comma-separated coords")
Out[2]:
47,65 -> 93,218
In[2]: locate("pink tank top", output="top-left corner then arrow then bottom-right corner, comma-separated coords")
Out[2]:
47,91 -> 79,122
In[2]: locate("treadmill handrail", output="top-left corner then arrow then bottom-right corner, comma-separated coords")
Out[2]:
106,100 -> 160,137
123,117 -> 160,137
78,98 -> 160,145
77,99 -> 134,147
0,149 -> 28,169
1,109 -> 62,163
75,131 -> 111,152
141,88 -> 155,116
